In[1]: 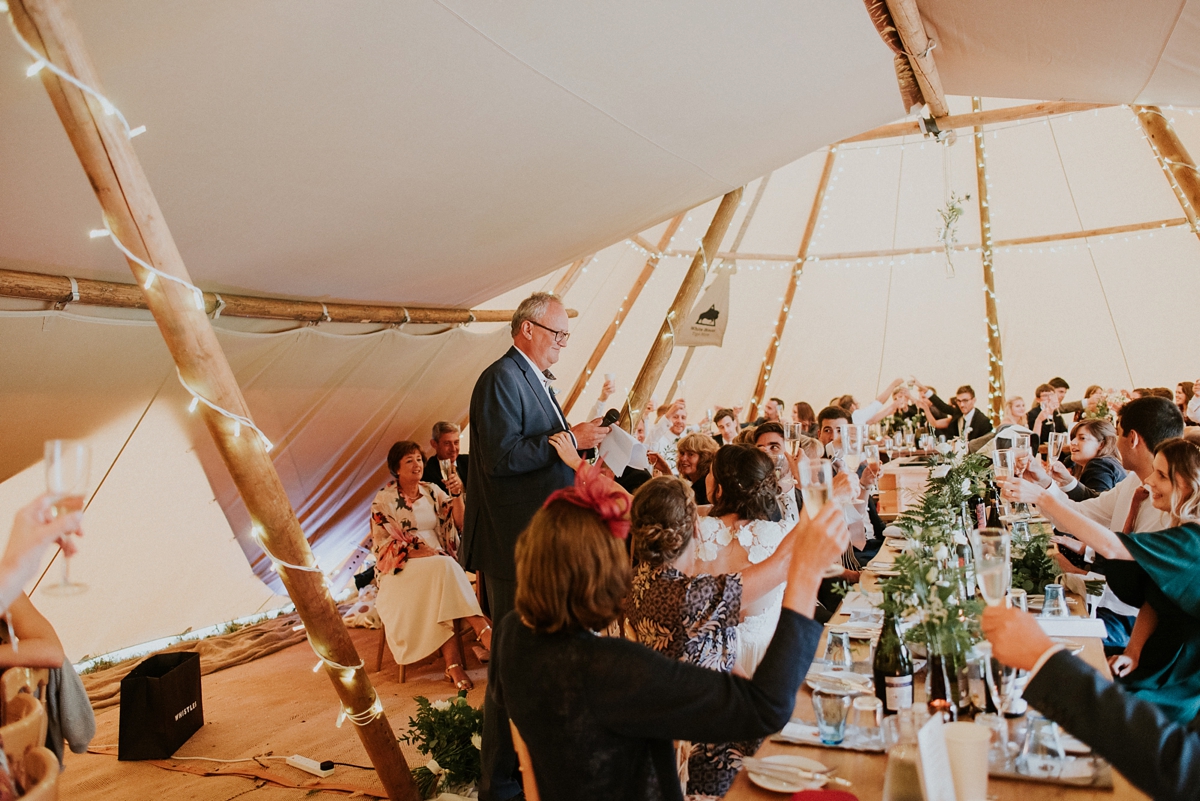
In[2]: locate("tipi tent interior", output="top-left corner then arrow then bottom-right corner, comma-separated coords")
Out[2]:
2,0 -> 1200,795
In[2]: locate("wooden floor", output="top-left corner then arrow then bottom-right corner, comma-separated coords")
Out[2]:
65,625 -> 487,800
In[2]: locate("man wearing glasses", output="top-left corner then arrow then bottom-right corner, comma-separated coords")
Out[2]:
464,292 -> 609,801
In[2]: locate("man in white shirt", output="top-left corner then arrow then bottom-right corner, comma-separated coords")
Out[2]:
849,377 -> 906,426
1002,396 -> 1184,647
1188,375 -> 1200,424
645,398 -> 692,473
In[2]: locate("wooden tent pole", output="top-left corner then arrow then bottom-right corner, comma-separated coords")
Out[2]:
665,172 -> 771,409
552,254 -> 594,297
0,267 -> 573,324
745,149 -> 837,423
619,189 -> 743,432
972,98 -> 1005,427
840,101 -> 1107,144
9,2 -> 418,797
884,0 -> 949,119
663,347 -> 695,405
1134,106 -> 1200,242
560,214 -> 684,416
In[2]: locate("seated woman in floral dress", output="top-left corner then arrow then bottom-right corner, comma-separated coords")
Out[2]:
626,475 -> 802,798
371,441 -> 491,690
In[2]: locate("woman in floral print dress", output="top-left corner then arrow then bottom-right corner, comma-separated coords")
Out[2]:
371,441 -> 491,690
626,475 -> 800,799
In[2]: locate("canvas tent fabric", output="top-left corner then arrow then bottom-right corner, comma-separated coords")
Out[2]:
4,3 -> 1200,661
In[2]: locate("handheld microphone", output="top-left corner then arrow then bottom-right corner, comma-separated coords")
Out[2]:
601,408 -> 621,428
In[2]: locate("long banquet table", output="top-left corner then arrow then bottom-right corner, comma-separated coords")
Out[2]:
724,536 -> 1150,801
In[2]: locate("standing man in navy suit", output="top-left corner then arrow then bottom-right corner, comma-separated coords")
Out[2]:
465,292 -> 609,801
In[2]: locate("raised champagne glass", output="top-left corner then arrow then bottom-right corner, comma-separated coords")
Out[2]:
799,458 -> 833,514
43,439 -> 91,596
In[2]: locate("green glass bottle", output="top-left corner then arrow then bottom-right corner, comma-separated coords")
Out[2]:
873,594 -> 914,715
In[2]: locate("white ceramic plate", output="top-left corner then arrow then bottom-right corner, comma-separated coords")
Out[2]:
745,754 -> 829,793
805,665 -> 873,694
868,568 -> 901,577
1026,594 -> 1080,611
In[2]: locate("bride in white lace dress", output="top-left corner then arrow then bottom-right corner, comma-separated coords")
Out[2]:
692,444 -> 799,676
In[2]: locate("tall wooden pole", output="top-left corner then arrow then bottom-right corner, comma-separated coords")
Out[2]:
745,149 -> 837,422
665,173 -> 772,407
619,189 -> 743,432
972,98 -> 1005,426
552,253 -> 594,297
1134,105 -> 1200,242
560,214 -> 684,416
8,2 -> 418,797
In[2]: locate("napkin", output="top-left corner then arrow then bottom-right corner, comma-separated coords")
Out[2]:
882,525 -> 907,539
1036,617 -> 1107,639
597,424 -> 649,477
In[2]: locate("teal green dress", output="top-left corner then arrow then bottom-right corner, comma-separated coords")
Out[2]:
1112,523 -> 1200,723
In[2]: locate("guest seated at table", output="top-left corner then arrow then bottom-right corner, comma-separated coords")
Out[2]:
1028,382 -> 1069,447
1178,381 -> 1195,424
1059,419 -> 1127,495
693,445 -> 797,676
626,476 -> 807,797
983,605 -> 1200,801
1001,395 -> 1027,429
422,421 -> 468,497
918,385 -> 993,439
749,397 -> 785,427
842,377 -> 905,427
675,432 -> 718,506
792,401 -> 816,435
370,441 -> 492,691
487,464 -> 848,801
1002,435 -> 1200,722
713,407 -> 740,445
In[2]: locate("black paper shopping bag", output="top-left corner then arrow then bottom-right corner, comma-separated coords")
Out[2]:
118,652 -> 203,760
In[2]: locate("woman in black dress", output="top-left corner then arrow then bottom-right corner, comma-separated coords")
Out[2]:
486,464 -> 848,801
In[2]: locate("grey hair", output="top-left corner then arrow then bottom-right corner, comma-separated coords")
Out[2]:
431,421 -> 460,441
511,292 -> 561,338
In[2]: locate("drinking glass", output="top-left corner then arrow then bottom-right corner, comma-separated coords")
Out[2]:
1018,712 -> 1066,778
823,629 -> 854,668
864,444 -> 882,495
1007,587 -> 1028,612
974,713 -> 1011,768
784,421 -> 799,442
43,439 -> 91,596
799,459 -> 834,514
850,695 -> 884,749
979,642 -> 1029,720
991,449 -> 1016,481
1011,433 -> 1032,463
969,528 -> 1011,607
839,424 -> 866,472
903,430 -> 915,452
1047,432 -> 1069,464
1040,584 -> 1071,618
812,689 -> 851,745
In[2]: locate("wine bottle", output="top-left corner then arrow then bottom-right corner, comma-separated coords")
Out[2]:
874,595 -> 914,715
985,481 -> 1004,528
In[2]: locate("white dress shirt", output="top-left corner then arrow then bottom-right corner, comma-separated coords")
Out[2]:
1188,395 -> 1200,425
513,347 -> 574,444
851,400 -> 884,426
1047,471 -> 1170,616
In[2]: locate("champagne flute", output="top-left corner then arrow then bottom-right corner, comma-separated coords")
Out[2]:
799,458 -> 833,514
863,444 -> 882,497
1011,433 -> 1032,471
1047,432 -> 1068,465
43,439 -> 91,596
839,424 -> 866,472
969,527 -> 1011,607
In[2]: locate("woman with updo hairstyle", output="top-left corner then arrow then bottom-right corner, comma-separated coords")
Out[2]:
487,464 -> 849,801
626,476 -> 802,797
691,445 -> 791,676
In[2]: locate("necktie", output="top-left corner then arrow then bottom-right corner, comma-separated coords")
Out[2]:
1122,486 -> 1150,534
542,369 -> 556,382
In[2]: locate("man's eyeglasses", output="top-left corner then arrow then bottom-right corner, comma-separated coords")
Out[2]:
529,320 -> 570,345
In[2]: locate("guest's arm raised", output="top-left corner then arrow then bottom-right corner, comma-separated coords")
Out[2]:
0,496 -> 81,614
0,594 -> 64,670
1001,477 -> 1132,560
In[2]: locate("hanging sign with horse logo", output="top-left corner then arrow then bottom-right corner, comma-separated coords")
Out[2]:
675,271 -> 730,347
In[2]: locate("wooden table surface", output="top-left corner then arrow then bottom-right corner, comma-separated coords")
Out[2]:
725,540 -> 1149,801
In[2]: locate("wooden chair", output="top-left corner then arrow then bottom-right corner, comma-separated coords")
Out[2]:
17,747 -> 58,801
508,721 -> 541,801
0,694 -> 48,768
0,668 -> 48,726
374,619 -> 468,683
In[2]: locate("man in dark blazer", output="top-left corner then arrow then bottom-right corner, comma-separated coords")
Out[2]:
422,421 -> 469,496
465,292 -> 609,801
920,385 -> 994,440
983,605 -> 1200,801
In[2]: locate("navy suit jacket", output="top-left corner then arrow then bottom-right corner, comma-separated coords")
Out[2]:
460,347 -> 575,581
422,454 -> 469,496
1025,649 -> 1200,800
